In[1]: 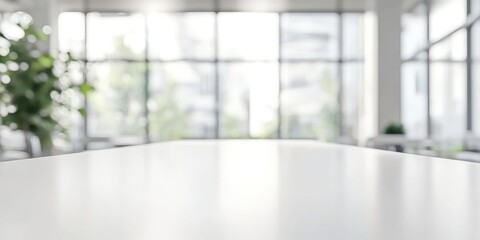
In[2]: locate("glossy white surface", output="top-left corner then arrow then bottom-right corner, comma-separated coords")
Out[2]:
1,140 -> 480,240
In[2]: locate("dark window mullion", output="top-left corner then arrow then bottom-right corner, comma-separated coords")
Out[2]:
144,14 -> 151,142
83,0 -> 89,148
338,11 -> 344,138
467,0 -> 473,132
278,13 -> 283,139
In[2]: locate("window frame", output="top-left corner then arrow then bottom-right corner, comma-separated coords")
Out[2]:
53,10 -> 366,144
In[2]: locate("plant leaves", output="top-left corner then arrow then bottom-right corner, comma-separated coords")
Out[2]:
79,83 -> 94,95
78,108 -> 87,117
0,20 -> 92,150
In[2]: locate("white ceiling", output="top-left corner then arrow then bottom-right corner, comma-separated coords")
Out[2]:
218,0 -> 339,12
15,0 -> 368,12
402,0 -> 424,11
4,0 -> 429,16
0,0 -> 20,11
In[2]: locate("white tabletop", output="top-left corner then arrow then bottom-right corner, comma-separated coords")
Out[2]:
0,140 -> 479,240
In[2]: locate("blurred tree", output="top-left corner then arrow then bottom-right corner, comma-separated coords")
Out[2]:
88,35 -> 146,137
283,66 -> 339,141
149,80 -> 189,140
316,68 -> 339,141
0,13 -> 93,155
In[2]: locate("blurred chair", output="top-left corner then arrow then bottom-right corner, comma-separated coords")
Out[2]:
461,132 -> 480,152
82,136 -> 146,151
367,135 -> 421,152
112,136 -> 147,148
0,128 -> 42,161
414,139 -> 439,157
453,133 -> 480,162
335,136 -> 358,146
83,137 -> 114,150
453,151 -> 480,162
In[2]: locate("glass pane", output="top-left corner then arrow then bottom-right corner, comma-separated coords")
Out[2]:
473,21 -> 480,61
472,21 -> 480,135
402,61 -> 428,139
430,0 -> 467,42
219,0 -> 337,11
281,13 -> 339,60
473,0 -> 480,16
342,63 -> 363,139
430,62 -> 467,140
87,62 -> 147,138
87,13 -> 145,60
401,3 -> 427,59
343,13 -> 364,59
147,13 -> 215,60
473,63 -> 480,135
219,63 -> 279,138
149,62 -> 215,141
281,63 -> 339,140
218,13 -> 279,60
58,12 -> 85,59
430,29 -> 467,61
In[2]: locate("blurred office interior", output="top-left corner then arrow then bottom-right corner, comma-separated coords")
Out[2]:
0,0 -> 478,161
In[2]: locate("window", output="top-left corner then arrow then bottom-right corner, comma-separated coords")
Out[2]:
473,0 -> 480,16
58,12 -> 85,59
58,11 -> 364,144
429,30 -> 467,140
219,63 -> 279,138
402,61 -> 428,139
429,29 -> 467,61
342,14 -> 364,138
401,1 -> 471,147
430,0 -> 466,42
87,62 -> 147,138
430,62 -> 466,139
87,13 -> 146,60
343,13 -> 364,59
280,13 -> 363,140
218,13 -> 279,60
342,63 -> 363,138
281,63 -> 338,140
281,13 -> 338,60
402,2 -> 427,59
149,62 -> 216,140
472,21 -> 480,135
147,13 -> 215,60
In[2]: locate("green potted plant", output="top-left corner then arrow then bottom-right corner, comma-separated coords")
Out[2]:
383,123 -> 406,152
0,14 -> 93,156
383,123 -> 405,135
